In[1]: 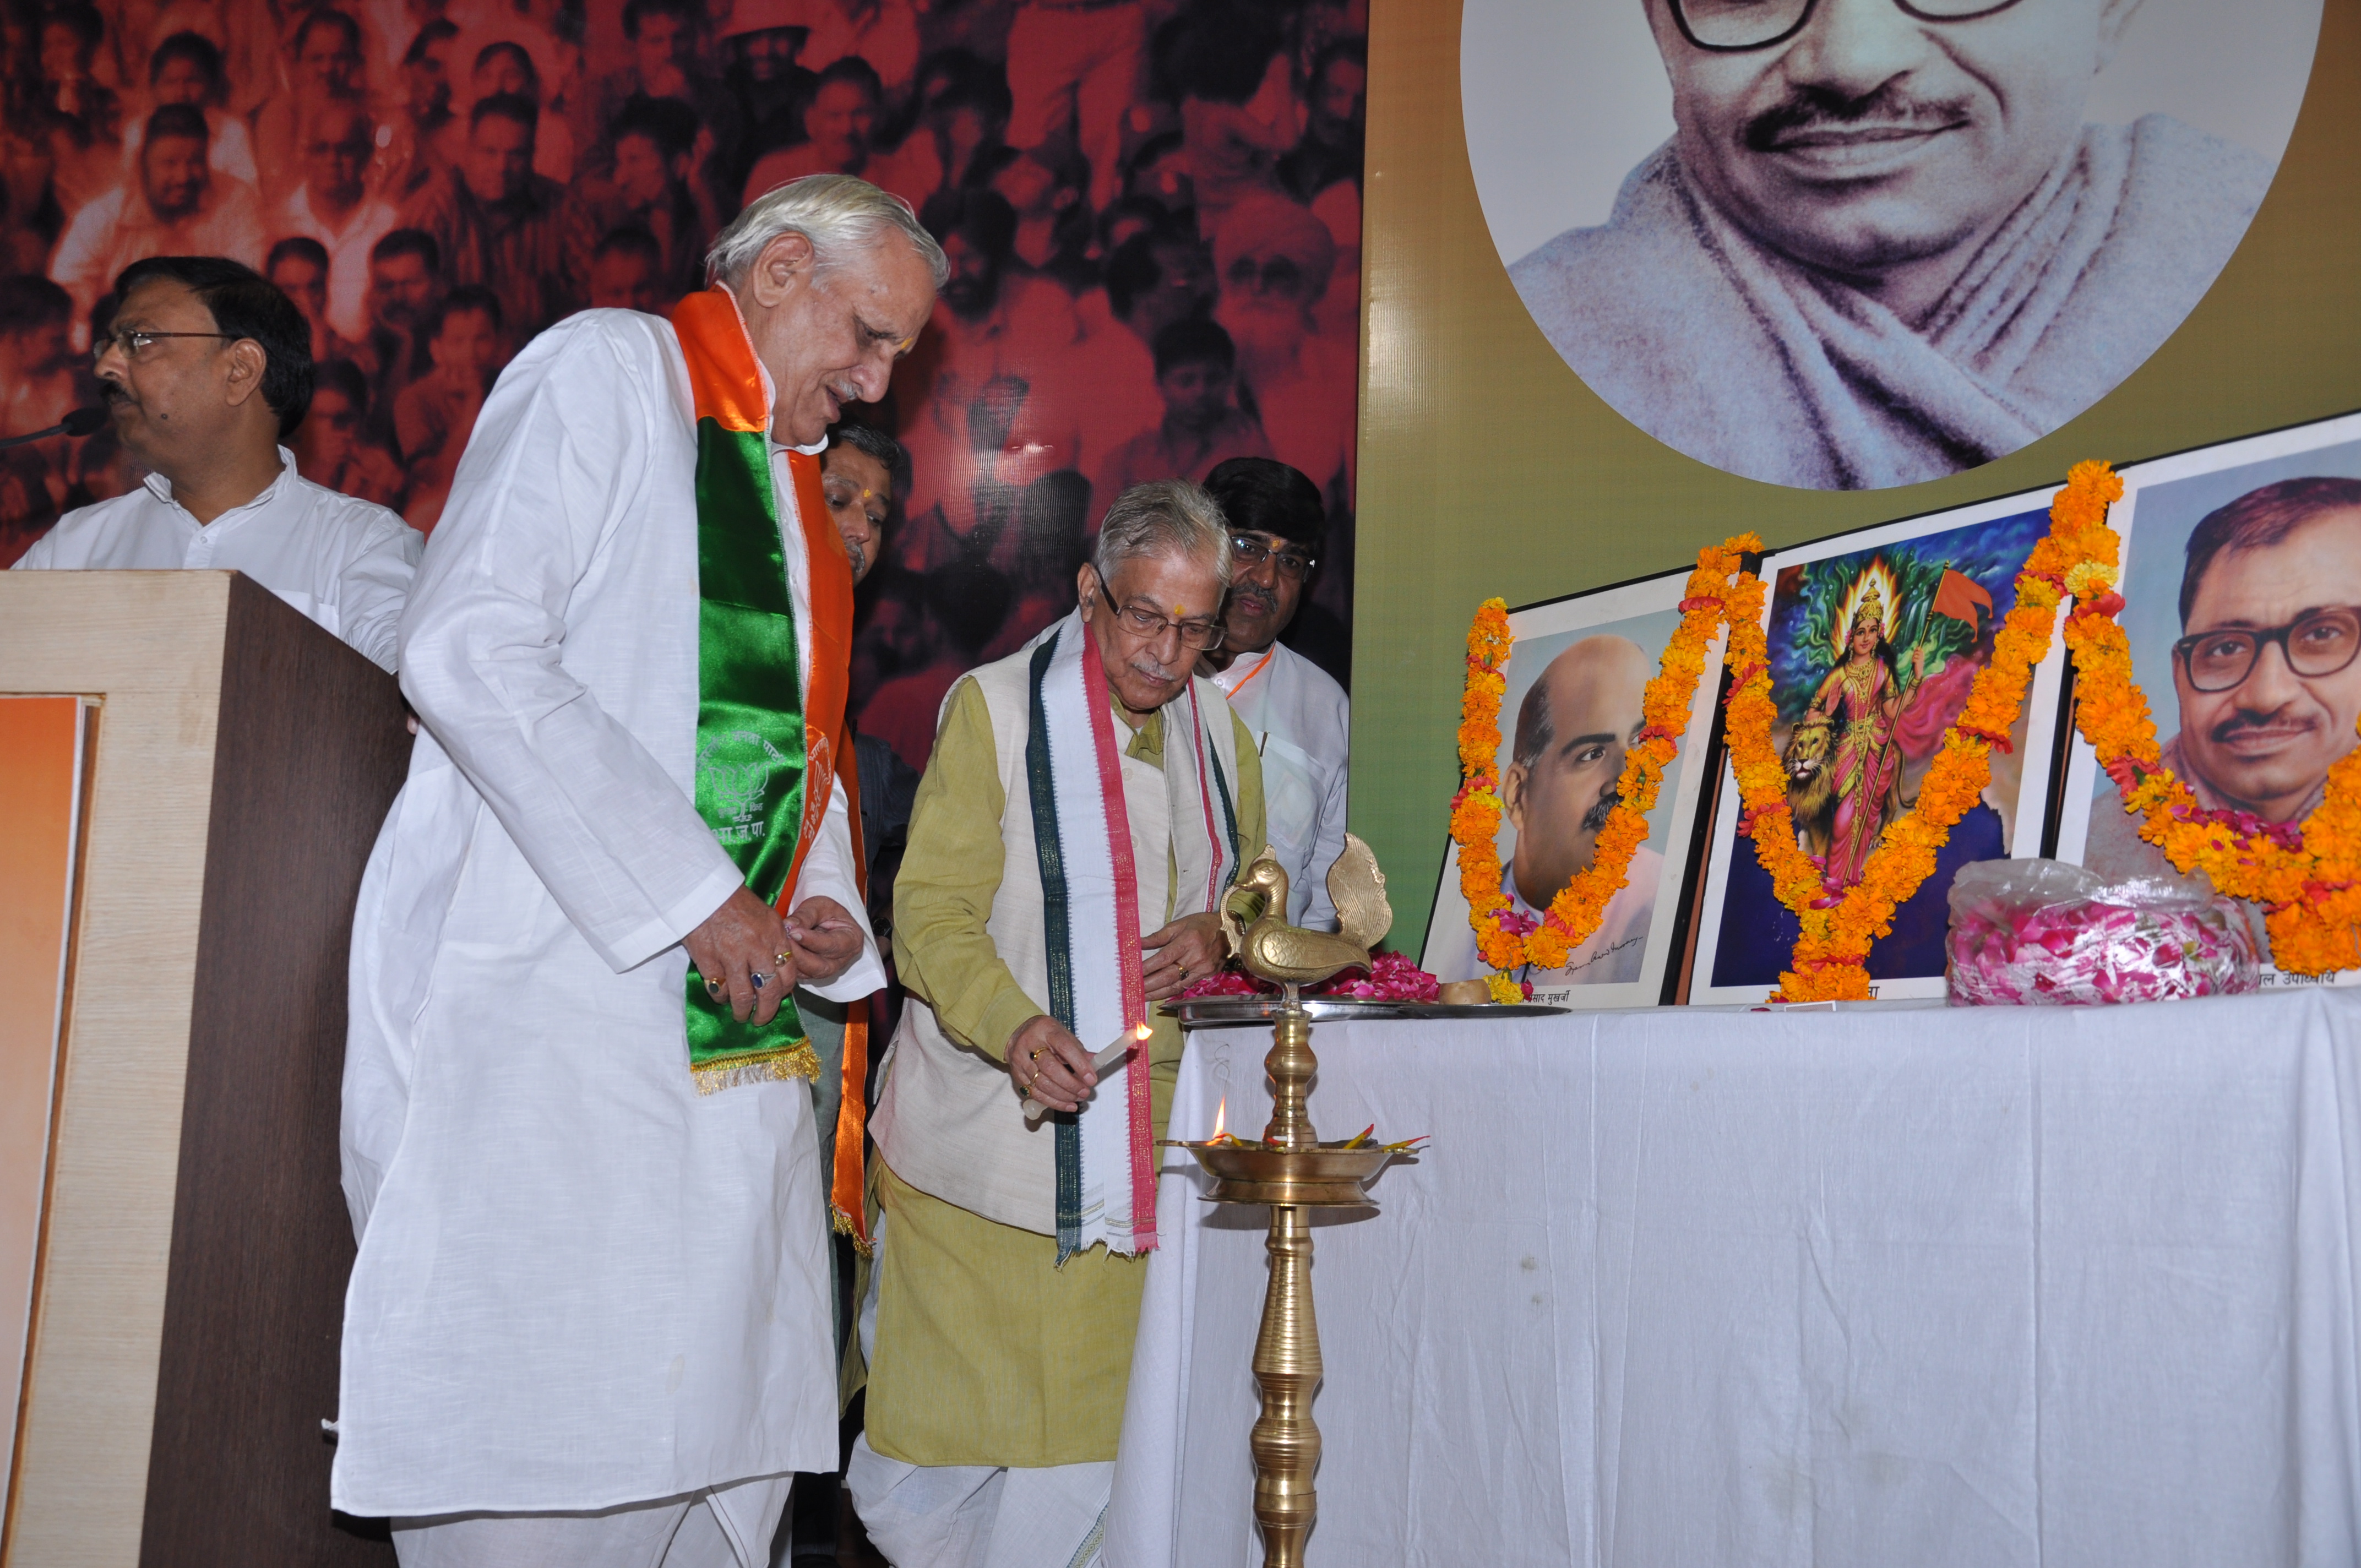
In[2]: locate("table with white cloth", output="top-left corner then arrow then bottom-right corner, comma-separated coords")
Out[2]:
1103,987 -> 2361,1567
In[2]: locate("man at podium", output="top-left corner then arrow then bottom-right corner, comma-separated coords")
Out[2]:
9,255 -> 422,672
335,175 -> 942,1565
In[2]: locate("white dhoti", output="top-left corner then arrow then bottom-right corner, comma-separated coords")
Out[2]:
845,1206 -> 1114,1568
847,1440 -> 1113,1568
392,1474 -> 793,1568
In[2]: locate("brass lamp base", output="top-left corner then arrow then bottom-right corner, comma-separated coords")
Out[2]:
1168,992 -> 1399,1568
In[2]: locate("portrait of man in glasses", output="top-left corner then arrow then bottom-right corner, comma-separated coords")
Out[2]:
1505,0 -> 2291,490
2086,479 -> 2361,945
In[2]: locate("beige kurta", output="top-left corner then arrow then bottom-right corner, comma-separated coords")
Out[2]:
865,674 -> 1265,1467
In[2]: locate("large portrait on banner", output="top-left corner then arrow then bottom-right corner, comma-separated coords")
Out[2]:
1688,495 -> 2070,1003
2053,410 -> 2361,986
1460,0 -> 2324,491
1421,572 -> 1725,1007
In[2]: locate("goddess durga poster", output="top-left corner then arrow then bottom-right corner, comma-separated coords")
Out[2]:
1689,504 -> 2069,1003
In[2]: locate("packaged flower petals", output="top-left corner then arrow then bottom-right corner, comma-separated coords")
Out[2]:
1945,859 -> 2258,1007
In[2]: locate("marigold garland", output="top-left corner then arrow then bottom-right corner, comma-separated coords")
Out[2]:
1718,539 -> 2063,1000
2044,461 -> 2361,974
1451,456 -> 2355,1001
1450,538 -> 1751,983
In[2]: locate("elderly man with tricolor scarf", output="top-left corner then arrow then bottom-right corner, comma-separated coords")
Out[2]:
333,174 -> 943,1566
847,481 -> 1267,1566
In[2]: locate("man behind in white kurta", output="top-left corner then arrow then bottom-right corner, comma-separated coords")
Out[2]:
334,175 -> 944,1566
1199,456 -> 1350,930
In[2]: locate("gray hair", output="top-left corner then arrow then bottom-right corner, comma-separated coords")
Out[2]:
1092,480 -> 1233,589
706,173 -> 949,290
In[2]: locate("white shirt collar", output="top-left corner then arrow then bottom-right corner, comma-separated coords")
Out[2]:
143,445 -> 300,528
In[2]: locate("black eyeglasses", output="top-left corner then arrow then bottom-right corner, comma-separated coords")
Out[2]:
1086,568 -> 1226,651
2173,607 -> 2361,694
91,328 -> 237,363
1231,534 -> 1315,581
1669,0 -> 2023,53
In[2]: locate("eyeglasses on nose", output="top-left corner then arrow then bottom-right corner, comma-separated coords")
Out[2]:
1669,0 -> 2024,53
1088,572 -> 1225,650
92,328 -> 236,363
1230,534 -> 1314,580
2173,607 -> 2361,694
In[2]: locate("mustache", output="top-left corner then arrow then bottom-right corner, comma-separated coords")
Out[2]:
1743,84 -> 1976,152
1232,586 -> 1275,614
841,541 -> 866,580
99,380 -> 132,406
1127,654 -> 1182,684
1581,790 -> 1619,834
2210,708 -> 2320,744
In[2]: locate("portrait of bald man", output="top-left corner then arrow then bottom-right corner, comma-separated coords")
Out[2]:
2086,476 -> 2361,961
1428,633 -> 1664,991
1508,0 -> 2284,490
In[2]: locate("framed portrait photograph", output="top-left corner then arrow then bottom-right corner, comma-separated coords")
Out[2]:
1420,570 -> 1727,1008
1687,494 -> 2073,1004
1460,0 -> 2323,489
2052,410 -> 2361,987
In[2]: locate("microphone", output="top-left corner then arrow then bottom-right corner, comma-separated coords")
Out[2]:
0,407 -> 108,450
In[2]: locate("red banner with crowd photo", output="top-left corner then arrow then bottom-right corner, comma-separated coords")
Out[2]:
0,0 -> 1366,772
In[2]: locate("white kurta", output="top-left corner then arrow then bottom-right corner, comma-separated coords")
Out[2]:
333,308 -> 884,1518
1209,640 -> 1348,930
9,447 -> 421,671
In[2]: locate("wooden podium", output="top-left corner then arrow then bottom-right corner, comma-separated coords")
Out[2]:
1,572 -> 406,1566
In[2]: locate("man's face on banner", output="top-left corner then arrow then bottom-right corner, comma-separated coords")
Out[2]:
1647,0 -> 2134,287
464,112 -> 535,204
590,245 -> 666,311
369,249 -> 436,333
2174,510 -> 2361,821
142,130 -> 209,219
611,130 -> 675,208
153,55 -> 213,107
407,35 -> 454,121
634,9 -> 690,81
304,105 -> 373,205
296,20 -> 363,99
1504,636 -> 1650,908
807,79 -> 877,167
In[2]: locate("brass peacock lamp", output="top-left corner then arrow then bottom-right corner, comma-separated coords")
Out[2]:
1172,832 -> 1408,1567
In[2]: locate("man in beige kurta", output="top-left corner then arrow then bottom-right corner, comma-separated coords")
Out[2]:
850,481 -> 1265,1566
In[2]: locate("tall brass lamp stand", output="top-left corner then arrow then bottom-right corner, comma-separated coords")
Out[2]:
1172,842 -> 1406,1567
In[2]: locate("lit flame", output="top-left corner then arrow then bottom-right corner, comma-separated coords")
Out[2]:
1211,1098 -> 1227,1141
1833,556 -> 1901,660
1133,1022 -> 1154,1043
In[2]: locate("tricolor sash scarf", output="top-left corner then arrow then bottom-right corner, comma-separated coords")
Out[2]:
831,741 -> 874,1253
672,286 -> 857,1096
1025,612 -> 1240,1262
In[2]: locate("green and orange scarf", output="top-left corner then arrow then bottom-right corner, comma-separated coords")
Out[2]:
673,286 -> 872,1246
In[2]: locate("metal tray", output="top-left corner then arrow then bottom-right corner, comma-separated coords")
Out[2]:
1160,997 -> 1570,1027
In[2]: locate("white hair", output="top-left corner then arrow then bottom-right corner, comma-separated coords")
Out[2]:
706,173 -> 949,290
1093,480 -> 1233,588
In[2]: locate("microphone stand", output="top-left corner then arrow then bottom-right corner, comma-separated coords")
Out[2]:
0,409 -> 108,450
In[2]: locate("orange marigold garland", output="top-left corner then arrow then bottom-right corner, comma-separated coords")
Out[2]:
1720,527 -> 2064,1001
1451,538 -> 1753,989
2045,460 -> 2361,974
1449,458 -> 2356,999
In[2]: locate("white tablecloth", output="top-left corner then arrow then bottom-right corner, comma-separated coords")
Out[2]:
1104,988 -> 2361,1567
